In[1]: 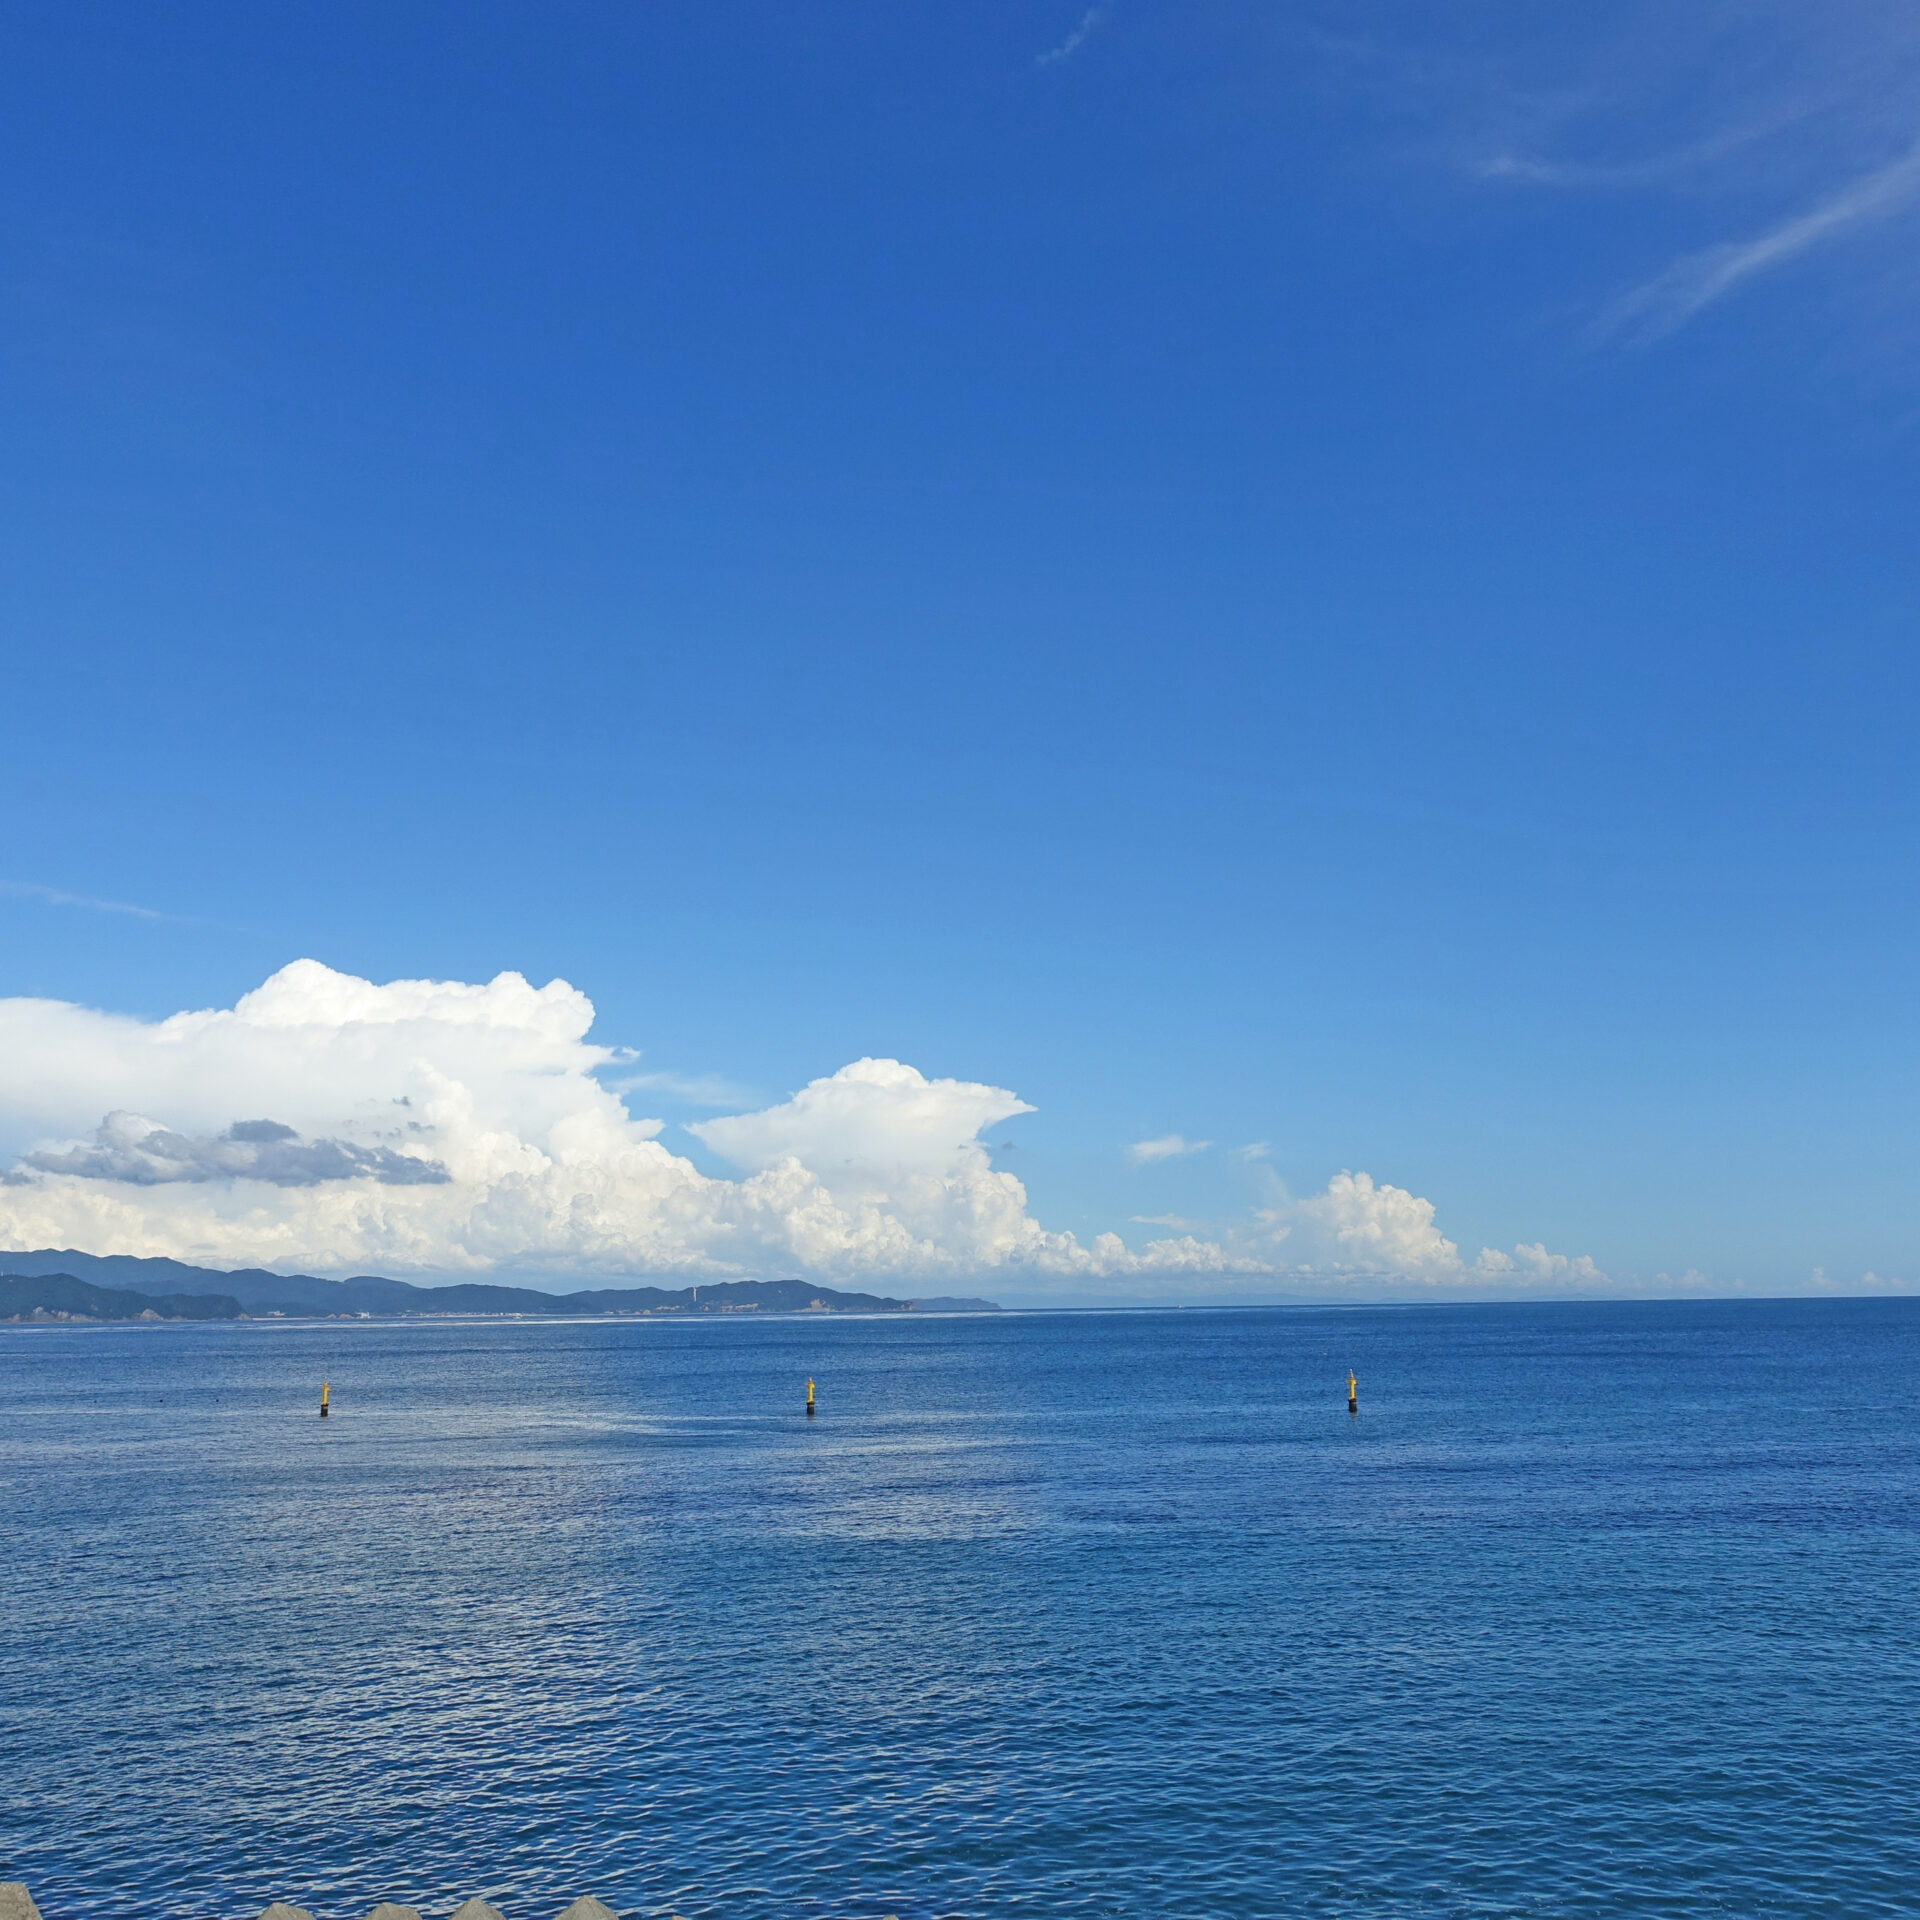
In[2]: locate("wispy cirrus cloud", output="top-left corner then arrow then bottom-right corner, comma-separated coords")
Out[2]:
1038,6 -> 1103,68
1593,136 -> 1920,341
1,879 -> 166,921
603,1068 -> 765,1109
1303,1 -> 1920,343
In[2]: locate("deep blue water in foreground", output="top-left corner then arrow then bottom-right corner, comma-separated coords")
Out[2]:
3,1300 -> 1919,1920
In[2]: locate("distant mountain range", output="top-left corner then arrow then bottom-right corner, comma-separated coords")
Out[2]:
1,1271 -> 246,1323
0,1249 -> 999,1320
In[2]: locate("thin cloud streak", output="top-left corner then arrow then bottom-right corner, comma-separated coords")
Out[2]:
1038,7 -> 1103,68
1305,6 -> 1920,348
605,1069 -> 765,1109
1596,135 -> 1920,342
1128,1133 -> 1211,1164
1476,120 -> 1791,192
1,879 -> 166,921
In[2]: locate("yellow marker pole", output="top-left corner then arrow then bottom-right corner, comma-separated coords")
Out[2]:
806,1376 -> 815,1418
320,1380 -> 330,1420
1347,1370 -> 1357,1414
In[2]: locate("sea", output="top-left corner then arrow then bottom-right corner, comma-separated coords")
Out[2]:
2,1299 -> 1917,1920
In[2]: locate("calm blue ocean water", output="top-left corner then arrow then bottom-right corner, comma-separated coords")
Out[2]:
3,1300 -> 1917,1920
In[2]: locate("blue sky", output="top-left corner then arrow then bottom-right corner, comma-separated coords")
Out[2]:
3,3 -> 1918,1295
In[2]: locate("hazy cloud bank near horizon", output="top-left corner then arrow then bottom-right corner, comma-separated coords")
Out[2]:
0,960 -> 1604,1292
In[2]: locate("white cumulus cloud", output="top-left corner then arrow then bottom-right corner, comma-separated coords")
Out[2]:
693,1058 -> 1032,1182
1283,1170 -> 1606,1290
0,962 -> 1605,1294
0,962 -> 1224,1283
1291,1169 -> 1463,1280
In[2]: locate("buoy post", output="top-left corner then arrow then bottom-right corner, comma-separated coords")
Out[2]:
320,1380 -> 330,1420
806,1376 -> 815,1418
1347,1370 -> 1357,1414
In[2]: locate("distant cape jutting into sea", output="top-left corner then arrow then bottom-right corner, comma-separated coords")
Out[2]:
0,1249 -> 1000,1322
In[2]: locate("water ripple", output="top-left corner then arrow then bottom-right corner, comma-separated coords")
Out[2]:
2,1300 -> 1918,1918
